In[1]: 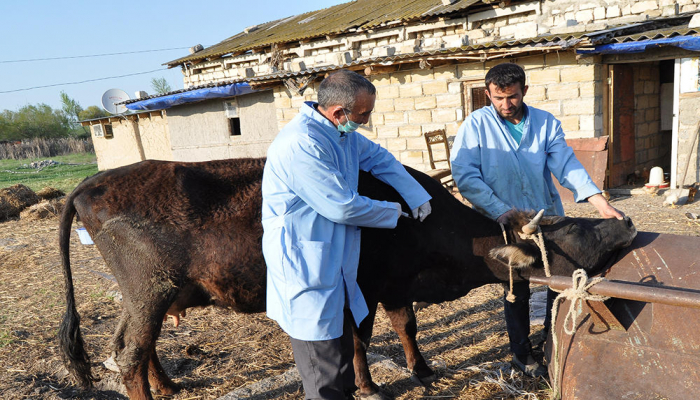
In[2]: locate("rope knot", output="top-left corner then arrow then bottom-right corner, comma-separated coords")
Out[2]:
550,269 -> 609,398
557,269 -> 609,335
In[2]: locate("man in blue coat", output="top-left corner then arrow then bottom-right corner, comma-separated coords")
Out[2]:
262,69 -> 432,399
450,63 -> 623,377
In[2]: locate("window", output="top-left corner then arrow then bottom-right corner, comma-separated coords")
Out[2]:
463,83 -> 491,115
471,87 -> 491,110
224,100 -> 242,136
92,124 -> 113,138
93,125 -> 103,137
229,118 -> 241,136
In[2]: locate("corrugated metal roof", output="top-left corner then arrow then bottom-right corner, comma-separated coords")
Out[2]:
166,0 -> 482,66
582,13 -> 698,43
135,22 -> 700,107
608,25 -> 700,43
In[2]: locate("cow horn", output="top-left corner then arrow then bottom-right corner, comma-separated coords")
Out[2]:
522,209 -> 544,235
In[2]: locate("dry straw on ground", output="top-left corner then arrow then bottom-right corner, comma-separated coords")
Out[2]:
19,197 -> 65,221
0,183 -> 39,221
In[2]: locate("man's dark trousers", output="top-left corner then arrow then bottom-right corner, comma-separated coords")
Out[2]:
290,309 -> 356,399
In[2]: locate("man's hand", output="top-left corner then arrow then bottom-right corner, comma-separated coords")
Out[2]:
588,193 -> 625,220
412,201 -> 432,222
496,209 -> 517,225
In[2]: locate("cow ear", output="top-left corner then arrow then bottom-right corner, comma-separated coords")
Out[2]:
489,243 -> 538,269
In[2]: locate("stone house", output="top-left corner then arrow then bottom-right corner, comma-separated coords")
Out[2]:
83,0 -> 700,190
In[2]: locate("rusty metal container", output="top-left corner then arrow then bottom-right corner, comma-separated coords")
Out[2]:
538,231 -> 700,400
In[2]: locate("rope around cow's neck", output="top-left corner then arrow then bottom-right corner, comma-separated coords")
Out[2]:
499,223 -> 552,303
519,227 -> 551,278
548,269 -> 609,399
499,223 -> 518,302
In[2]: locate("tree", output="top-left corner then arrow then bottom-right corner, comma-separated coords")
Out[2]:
60,91 -> 88,137
0,101 -> 108,141
150,77 -> 173,95
11,103 -> 71,139
0,111 -> 19,141
78,105 -> 109,121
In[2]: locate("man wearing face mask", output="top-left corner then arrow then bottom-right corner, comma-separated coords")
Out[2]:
262,69 -> 432,399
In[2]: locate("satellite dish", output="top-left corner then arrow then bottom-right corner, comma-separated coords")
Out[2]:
101,89 -> 130,114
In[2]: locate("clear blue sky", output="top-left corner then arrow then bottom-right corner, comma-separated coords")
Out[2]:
0,0 -> 348,113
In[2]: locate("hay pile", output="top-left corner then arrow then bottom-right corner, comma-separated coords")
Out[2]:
20,197 -> 65,220
36,186 -> 65,200
0,184 -> 39,221
0,185 -> 65,222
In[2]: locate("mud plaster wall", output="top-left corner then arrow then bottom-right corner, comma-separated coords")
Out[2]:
167,91 -> 277,162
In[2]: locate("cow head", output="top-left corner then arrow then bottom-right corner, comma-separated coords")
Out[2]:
490,210 -> 637,278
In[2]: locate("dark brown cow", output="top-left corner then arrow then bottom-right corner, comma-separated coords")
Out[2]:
58,157 -> 636,400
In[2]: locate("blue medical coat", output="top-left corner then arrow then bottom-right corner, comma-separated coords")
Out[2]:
262,102 -> 431,341
450,104 -> 600,219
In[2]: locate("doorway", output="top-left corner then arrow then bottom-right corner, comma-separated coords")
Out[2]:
607,61 -> 673,188
607,64 -> 636,187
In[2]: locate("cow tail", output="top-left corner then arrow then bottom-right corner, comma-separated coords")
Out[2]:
57,192 -> 94,389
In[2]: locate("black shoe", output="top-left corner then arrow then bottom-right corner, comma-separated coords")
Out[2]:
512,354 -> 547,378
532,330 -> 547,352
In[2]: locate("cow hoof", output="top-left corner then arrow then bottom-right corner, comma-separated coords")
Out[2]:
149,375 -> 180,396
410,372 -> 436,386
155,385 -> 179,396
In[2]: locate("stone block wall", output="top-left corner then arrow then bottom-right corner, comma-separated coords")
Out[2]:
272,52 -> 603,172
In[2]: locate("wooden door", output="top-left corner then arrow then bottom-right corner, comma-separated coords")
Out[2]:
608,64 -> 636,187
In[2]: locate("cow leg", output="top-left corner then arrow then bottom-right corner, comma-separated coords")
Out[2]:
112,304 -> 175,400
96,218 -> 185,399
352,302 -> 386,399
148,347 -> 178,395
111,312 -> 152,400
384,305 -> 435,385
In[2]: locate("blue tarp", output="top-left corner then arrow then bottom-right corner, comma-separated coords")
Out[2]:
577,36 -> 700,55
125,82 -> 255,111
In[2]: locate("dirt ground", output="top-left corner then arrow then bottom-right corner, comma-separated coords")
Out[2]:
0,190 -> 698,400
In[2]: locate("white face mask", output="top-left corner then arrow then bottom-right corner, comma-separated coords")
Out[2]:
337,109 -> 360,133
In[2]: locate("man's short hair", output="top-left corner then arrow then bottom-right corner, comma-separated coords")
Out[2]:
318,69 -> 376,110
485,63 -> 526,91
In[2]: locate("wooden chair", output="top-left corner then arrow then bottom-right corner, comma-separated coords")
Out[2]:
423,129 -> 454,188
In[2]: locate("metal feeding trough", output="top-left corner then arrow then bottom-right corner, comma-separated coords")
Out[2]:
532,232 -> 700,400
